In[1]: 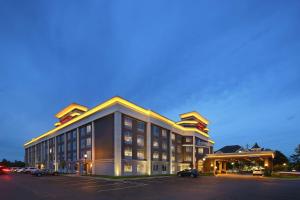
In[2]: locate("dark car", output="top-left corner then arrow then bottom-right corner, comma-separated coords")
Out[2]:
32,169 -> 59,177
177,169 -> 199,178
0,166 -> 11,175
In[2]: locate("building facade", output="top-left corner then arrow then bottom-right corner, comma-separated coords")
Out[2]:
24,97 -> 214,176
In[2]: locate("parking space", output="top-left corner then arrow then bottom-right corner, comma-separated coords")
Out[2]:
1,173 -> 300,200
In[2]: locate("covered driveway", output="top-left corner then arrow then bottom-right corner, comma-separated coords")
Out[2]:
203,151 -> 275,175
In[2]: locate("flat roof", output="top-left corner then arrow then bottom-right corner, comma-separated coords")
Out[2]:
24,96 -> 214,147
206,151 -> 275,159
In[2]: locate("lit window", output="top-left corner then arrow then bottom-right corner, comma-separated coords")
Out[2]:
137,164 -> 145,174
124,117 -> 132,129
186,146 -> 192,153
153,140 -> 159,148
137,150 -> 145,160
171,155 -> 175,162
124,163 -> 132,172
171,145 -> 175,152
162,142 -> 168,150
153,152 -> 159,160
137,135 -> 144,147
162,129 -> 167,138
171,133 -> 176,140
162,153 -> 167,161
124,147 -> 132,157
86,151 -> 91,159
185,137 -> 192,143
124,131 -> 132,144
185,156 -> 192,162
198,148 -> 204,154
137,121 -> 145,132
86,125 -> 92,134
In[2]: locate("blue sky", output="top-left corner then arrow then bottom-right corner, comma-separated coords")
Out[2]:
0,0 -> 300,160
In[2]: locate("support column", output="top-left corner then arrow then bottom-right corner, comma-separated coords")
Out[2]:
54,137 -> 57,171
91,121 -> 95,174
146,118 -> 151,175
47,140 -> 50,169
192,135 -> 196,169
34,145 -> 37,167
64,134 -> 67,172
114,111 -> 122,176
169,128 -> 173,174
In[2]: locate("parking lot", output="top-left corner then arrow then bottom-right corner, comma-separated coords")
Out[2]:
1,174 -> 300,200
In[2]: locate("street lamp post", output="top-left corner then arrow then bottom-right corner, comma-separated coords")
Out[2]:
84,154 -> 87,175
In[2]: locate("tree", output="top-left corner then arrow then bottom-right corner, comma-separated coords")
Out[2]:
290,144 -> 300,171
273,150 -> 288,165
290,144 -> 300,163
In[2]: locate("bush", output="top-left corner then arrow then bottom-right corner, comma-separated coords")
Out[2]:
264,169 -> 272,177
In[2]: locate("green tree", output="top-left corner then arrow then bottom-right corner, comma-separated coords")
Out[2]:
273,150 -> 289,165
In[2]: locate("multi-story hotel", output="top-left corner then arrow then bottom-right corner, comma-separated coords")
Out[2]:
24,96 -> 214,176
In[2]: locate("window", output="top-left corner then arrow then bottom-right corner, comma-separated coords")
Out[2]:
177,146 -> 182,153
124,117 -> 132,129
86,138 -> 91,147
171,155 -> 175,162
171,133 -> 176,141
186,146 -> 192,153
153,139 -> 159,148
185,155 -> 192,162
124,163 -> 132,172
162,165 -> 167,172
137,150 -> 145,160
67,133 -> 72,140
137,135 -> 144,147
171,145 -> 175,152
137,164 -> 145,174
137,121 -> 145,132
72,131 -> 77,139
72,142 -> 77,150
153,151 -> 159,160
162,142 -> 168,150
152,164 -> 158,171
80,127 -> 86,137
86,125 -> 92,134
72,153 -> 77,161
162,153 -> 167,161
185,137 -> 192,143
124,131 -> 132,144
86,150 -> 91,160
80,139 -> 86,149
162,129 -> 167,138
198,148 -> 204,154
124,147 -> 132,157
152,125 -> 160,137
68,143 -> 72,151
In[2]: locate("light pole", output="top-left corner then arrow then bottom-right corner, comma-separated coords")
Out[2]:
84,154 -> 87,175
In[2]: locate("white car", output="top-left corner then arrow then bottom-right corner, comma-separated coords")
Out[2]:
24,167 -> 39,174
16,168 -> 26,173
253,169 -> 264,176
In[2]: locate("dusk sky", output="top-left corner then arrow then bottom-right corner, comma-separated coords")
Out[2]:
1,0 -> 300,161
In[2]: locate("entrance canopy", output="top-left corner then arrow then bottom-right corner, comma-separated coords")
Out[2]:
203,151 -> 275,174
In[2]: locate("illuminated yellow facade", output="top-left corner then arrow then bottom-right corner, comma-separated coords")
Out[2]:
24,96 -> 214,176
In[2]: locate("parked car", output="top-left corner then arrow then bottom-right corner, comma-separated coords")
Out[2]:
24,167 -> 39,174
16,168 -> 26,173
177,169 -> 199,178
32,169 -> 60,177
253,169 -> 264,176
0,166 -> 11,175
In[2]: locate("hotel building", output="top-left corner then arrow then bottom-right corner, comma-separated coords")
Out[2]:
24,96 -> 214,176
